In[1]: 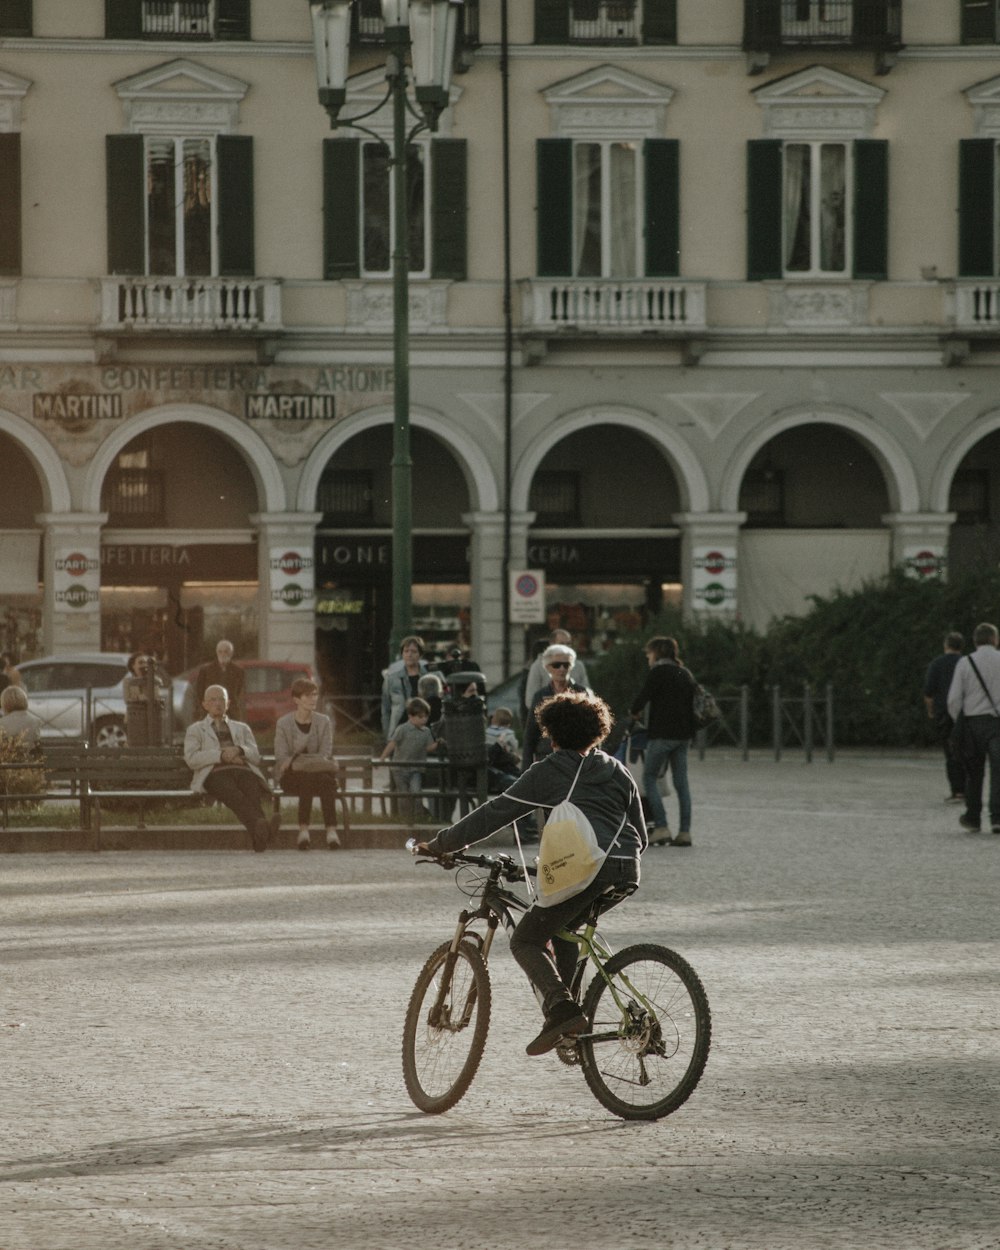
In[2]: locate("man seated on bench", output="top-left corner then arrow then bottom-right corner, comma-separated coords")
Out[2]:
184,684 -> 279,853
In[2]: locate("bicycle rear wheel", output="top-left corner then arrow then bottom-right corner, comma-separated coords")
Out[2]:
578,943 -> 710,1121
402,939 -> 491,1114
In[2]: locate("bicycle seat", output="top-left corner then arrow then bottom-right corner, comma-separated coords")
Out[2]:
589,881 -> 638,920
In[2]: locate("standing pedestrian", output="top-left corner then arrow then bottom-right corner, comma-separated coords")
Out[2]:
947,621 -> 1000,834
193,640 -> 246,722
923,631 -> 966,804
629,635 -> 697,848
380,636 -> 428,739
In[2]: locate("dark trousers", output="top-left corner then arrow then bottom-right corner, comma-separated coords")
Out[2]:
509,856 -> 639,1017
203,768 -> 268,834
961,715 -> 1000,823
935,714 -> 966,798
280,769 -> 339,827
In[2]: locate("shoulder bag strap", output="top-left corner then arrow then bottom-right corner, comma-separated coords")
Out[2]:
967,656 -> 1000,717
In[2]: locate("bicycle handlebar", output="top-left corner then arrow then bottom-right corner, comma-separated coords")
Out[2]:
405,836 -> 535,882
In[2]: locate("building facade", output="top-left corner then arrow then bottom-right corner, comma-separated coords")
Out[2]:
2,0 -> 1000,698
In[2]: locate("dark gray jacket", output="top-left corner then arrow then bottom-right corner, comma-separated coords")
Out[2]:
429,747 -> 647,859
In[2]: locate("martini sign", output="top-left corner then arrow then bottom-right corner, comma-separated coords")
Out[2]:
269,548 -> 315,611
54,550 -> 100,612
692,547 -> 737,611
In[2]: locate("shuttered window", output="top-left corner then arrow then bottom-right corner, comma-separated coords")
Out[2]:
106,132 -> 255,276
105,0 -> 250,40
0,133 -> 22,274
961,0 -> 999,43
536,137 -> 679,278
746,137 -> 887,281
0,0 -> 32,36
958,138 -> 996,277
322,137 -> 467,281
534,0 -> 676,44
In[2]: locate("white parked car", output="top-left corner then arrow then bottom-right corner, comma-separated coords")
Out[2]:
14,653 -> 190,748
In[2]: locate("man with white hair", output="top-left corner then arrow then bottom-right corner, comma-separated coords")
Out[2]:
185,684 -> 279,852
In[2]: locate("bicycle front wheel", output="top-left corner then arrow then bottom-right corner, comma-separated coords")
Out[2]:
402,939 -> 492,1114
579,943 -> 711,1121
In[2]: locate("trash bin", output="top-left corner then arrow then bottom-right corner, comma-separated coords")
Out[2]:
441,673 -> 488,768
126,699 -> 164,747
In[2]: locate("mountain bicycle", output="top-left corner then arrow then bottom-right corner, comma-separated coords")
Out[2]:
402,839 -> 711,1121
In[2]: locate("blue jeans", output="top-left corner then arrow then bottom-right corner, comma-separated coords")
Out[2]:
642,737 -> 691,833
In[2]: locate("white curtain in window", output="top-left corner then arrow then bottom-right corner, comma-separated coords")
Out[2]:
783,143 -> 809,271
609,142 -> 637,278
573,143 -> 602,277
819,144 -> 846,272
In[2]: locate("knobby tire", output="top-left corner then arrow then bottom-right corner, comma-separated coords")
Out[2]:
578,943 -> 711,1121
402,939 -> 492,1114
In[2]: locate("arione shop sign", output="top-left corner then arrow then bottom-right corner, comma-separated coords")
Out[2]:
54,550 -> 100,612
692,547 -> 737,610
270,548 -> 315,611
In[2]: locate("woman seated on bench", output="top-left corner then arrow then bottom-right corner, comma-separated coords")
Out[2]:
0,685 -> 42,751
273,678 -> 340,851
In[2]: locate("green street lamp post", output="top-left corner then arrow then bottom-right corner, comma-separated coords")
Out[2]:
307,0 -> 462,659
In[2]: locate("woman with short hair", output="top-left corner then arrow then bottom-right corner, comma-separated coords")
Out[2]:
0,684 -> 42,750
274,678 -> 340,850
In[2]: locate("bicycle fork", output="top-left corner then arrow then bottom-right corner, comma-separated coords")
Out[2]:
429,911 -> 499,1032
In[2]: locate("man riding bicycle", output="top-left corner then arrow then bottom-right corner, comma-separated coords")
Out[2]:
416,691 -> 646,1056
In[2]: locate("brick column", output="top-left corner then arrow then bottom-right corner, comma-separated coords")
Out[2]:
250,512 -> 322,662
674,511 -> 747,618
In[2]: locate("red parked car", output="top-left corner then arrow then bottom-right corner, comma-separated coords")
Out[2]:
181,659 -> 315,729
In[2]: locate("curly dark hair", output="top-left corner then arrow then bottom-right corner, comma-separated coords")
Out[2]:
536,691 -> 614,752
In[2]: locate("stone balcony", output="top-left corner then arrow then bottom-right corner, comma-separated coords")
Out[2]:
100,276 -> 282,333
521,278 -> 707,334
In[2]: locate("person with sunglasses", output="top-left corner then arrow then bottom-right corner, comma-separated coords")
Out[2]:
520,644 -> 589,771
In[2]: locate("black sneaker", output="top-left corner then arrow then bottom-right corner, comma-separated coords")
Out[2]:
991,824 -> 1000,835
959,813 -> 982,832
525,1001 -> 588,1057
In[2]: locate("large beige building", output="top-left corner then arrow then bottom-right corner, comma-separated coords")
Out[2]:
2,0 -> 1000,699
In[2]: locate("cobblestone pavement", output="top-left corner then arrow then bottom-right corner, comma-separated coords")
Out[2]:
2,751 -> 999,1250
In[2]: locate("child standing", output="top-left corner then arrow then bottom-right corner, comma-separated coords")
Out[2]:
380,696 -> 438,822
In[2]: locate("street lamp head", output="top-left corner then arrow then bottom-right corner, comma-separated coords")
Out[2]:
409,0 -> 462,131
309,0 -> 352,127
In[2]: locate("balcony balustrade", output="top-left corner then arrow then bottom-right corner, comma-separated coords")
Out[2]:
522,278 -> 706,332
954,282 -> 1000,329
743,0 -> 902,52
100,276 -> 282,332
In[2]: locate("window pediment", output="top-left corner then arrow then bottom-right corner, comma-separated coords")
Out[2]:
543,65 -> 674,139
0,67 -> 31,132
965,75 -> 1000,138
113,58 -> 248,135
753,65 -> 885,140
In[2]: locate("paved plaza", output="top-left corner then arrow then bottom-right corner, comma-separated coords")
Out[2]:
2,749 -> 999,1250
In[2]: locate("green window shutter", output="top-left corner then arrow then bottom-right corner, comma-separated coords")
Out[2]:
0,0 -> 32,36
537,138 -> 573,277
0,133 -> 21,274
105,0 -> 141,38
746,139 -> 783,280
216,0 -> 251,39
535,0 -> 570,44
961,0 -> 996,44
217,135 -> 255,276
959,138 -> 996,278
323,138 -> 361,280
106,134 -> 145,275
853,139 -> 888,281
645,139 -> 679,278
643,0 -> 677,44
431,138 -> 467,280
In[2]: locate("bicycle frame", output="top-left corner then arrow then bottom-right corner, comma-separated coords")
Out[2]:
423,848 -> 650,1046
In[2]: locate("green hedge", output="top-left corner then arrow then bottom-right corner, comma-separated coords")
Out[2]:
586,568 -> 1000,747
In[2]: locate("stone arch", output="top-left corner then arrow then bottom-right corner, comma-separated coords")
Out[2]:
297,404 -> 499,514
510,406 -> 709,514
720,405 -> 918,515
930,410 -> 1000,514
0,408 -> 72,512
80,403 -> 286,515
